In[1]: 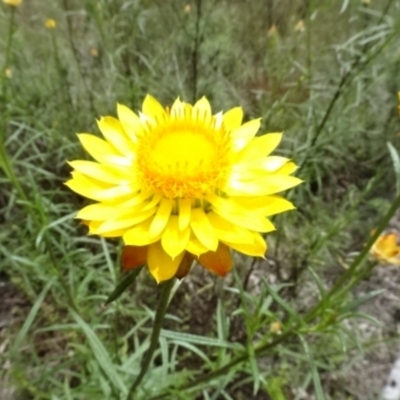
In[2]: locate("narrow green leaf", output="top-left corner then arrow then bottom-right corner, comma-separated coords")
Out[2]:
299,335 -> 325,400
70,309 -> 127,394
339,289 -> 384,313
263,280 -> 303,324
11,280 -> 53,357
105,266 -> 143,304
160,329 -> 243,350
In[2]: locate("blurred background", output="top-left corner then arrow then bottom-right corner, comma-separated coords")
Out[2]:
1,0 -> 400,399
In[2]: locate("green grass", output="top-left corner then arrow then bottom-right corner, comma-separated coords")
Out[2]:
1,0 -> 400,399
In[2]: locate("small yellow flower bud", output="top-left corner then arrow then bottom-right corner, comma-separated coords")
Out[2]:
45,19 -> 57,29
268,25 -> 277,37
294,20 -> 305,32
270,321 -> 282,334
4,68 -> 12,79
2,0 -> 22,6
90,48 -> 99,57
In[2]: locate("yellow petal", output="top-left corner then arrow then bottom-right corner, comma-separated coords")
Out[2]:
198,243 -> 232,277
274,161 -> 298,175
123,218 -> 162,246
236,133 -> 282,162
95,207 -> 156,235
76,203 -> 118,220
149,198 -> 174,237
186,232 -> 209,256
141,193 -> 163,211
77,134 -> 131,166
170,97 -> 184,118
206,193 -> 244,215
192,97 -> 212,122
142,95 -> 166,120
117,103 -> 142,143
68,161 -> 133,185
234,156 -> 289,173
232,196 -> 295,217
147,241 -> 184,283
190,208 -> 218,251
97,116 -> 135,157
225,175 -> 303,197
116,191 -> 154,209
223,232 -> 267,257
87,221 -> 127,237
213,207 -> 275,233
231,119 -> 261,152
207,211 -> 255,244
161,216 -> 190,258
223,107 -> 243,132
178,198 -> 192,231
122,245 -> 147,270
66,173 -> 138,202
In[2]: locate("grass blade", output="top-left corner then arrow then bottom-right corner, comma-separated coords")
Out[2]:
105,266 -> 143,305
70,309 -> 127,395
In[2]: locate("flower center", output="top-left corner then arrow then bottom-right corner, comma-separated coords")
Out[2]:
137,122 -> 230,199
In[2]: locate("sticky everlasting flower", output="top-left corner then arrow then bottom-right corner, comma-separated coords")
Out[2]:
2,0 -> 22,6
66,95 -> 301,282
370,231 -> 400,266
45,18 -> 56,29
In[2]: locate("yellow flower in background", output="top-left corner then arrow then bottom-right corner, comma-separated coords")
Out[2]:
90,47 -> 99,57
397,92 -> 400,118
294,20 -> 305,32
370,231 -> 400,266
45,19 -> 56,29
4,68 -> 12,78
268,25 -> 278,37
66,95 -> 301,282
2,0 -> 22,6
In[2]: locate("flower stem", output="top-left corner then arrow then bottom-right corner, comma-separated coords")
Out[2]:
127,278 -> 175,399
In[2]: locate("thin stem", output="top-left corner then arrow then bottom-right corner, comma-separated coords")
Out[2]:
191,0 -> 202,103
50,29 -> 74,110
127,278 -> 175,399
1,7 -> 16,140
62,0 -> 97,115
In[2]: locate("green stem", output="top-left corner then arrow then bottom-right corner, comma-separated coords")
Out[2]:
1,7 -> 15,139
127,278 -> 175,399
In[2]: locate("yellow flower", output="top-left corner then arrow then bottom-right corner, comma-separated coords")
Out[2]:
4,68 -> 12,78
45,19 -> 56,29
370,231 -> 400,266
2,0 -> 22,6
270,321 -> 282,334
294,20 -> 305,32
66,96 -> 301,282
90,47 -> 99,57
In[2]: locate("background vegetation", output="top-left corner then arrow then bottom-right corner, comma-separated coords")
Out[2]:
1,0 -> 400,399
